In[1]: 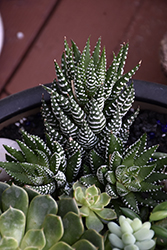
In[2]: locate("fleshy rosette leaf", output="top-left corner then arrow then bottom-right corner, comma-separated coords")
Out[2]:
73,182 -> 117,232
0,182 -> 104,249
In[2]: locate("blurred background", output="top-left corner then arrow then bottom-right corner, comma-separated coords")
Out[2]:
0,0 -> 167,99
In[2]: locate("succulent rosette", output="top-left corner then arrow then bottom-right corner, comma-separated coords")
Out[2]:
73,182 -> 117,232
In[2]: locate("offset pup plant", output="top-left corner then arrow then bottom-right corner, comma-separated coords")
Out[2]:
80,132 -> 167,213
0,37 -> 141,195
1,129 -> 78,195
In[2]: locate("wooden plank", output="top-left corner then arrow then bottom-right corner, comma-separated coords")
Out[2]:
5,0 -> 141,95
0,0 -> 59,93
122,0 -> 167,84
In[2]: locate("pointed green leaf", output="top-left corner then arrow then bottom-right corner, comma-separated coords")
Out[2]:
116,181 -> 129,197
87,99 -> 106,134
123,192 -> 139,213
140,181 -> 162,192
73,66 -> 89,106
78,121 -> 98,149
105,133 -> 123,161
68,96 -> 85,126
138,164 -> 156,181
134,145 -> 158,166
59,110 -> 79,138
89,149 -> 104,174
16,140 -> 39,164
3,145 -> 25,162
82,37 -> 91,69
50,152 -> 61,173
85,59 -> 98,97
96,46 -> 106,85
92,37 -> 101,66
54,60 -> 71,95
71,40 -> 81,64
109,151 -> 122,171
66,150 -> 81,182
0,162 -> 31,184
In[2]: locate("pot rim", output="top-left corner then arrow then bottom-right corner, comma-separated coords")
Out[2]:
0,80 -> 167,125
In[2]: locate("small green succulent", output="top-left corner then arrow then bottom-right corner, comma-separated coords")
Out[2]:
0,182 -> 105,250
80,132 -> 167,213
108,215 -> 155,250
73,182 -> 117,232
0,129 -> 82,195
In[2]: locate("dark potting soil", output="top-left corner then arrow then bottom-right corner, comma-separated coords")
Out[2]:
0,109 -> 167,153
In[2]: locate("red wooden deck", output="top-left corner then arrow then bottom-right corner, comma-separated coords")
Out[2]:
0,0 -> 167,99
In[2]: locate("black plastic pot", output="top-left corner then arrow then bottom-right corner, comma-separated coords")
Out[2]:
0,80 -> 167,129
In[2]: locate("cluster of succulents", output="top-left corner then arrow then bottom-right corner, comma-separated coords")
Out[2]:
1,37 -> 167,249
0,38 -> 141,196
0,181 -> 111,250
108,215 -> 155,250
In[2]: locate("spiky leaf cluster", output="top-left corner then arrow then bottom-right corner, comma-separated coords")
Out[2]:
0,130 -> 82,195
42,37 -> 140,179
80,133 -> 167,213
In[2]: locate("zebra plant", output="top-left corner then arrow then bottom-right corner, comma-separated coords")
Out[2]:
80,132 -> 167,214
41,37 -> 140,178
0,37 -> 141,195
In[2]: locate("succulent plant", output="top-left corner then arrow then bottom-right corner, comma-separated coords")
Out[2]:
41,38 -> 140,177
73,181 -> 117,232
0,181 -> 105,250
80,132 -> 167,213
0,37 -> 140,195
149,201 -> 167,249
0,129 -> 72,195
108,215 -> 155,250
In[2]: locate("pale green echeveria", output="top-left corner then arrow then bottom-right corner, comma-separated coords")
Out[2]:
108,215 -> 155,250
0,182 -> 104,250
73,182 -> 117,232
